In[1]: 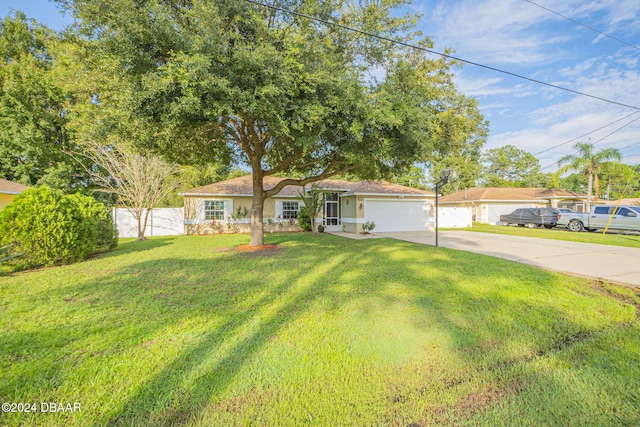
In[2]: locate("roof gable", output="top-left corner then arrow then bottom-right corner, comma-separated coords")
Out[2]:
0,178 -> 29,195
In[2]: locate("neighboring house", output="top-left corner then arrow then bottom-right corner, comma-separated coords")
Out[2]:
0,178 -> 29,211
439,187 -> 588,225
615,198 -> 640,206
180,175 -> 435,234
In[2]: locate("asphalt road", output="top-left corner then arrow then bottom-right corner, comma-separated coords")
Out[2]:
336,231 -> 640,288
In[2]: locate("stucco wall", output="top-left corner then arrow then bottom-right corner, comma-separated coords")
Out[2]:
0,194 -> 16,211
340,195 -> 366,233
183,195 -> 302,235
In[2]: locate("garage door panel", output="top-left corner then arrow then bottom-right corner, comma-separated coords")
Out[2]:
364,200 -> 429,232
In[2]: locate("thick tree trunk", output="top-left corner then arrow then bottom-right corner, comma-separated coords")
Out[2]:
250,173 -> 266,247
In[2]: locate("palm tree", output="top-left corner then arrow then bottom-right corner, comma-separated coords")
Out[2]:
556,142 -> 622,211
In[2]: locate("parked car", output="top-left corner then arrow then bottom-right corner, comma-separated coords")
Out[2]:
499,208 -> 559,228
560,205 -> 640,232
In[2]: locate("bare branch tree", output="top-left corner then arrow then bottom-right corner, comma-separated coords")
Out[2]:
80,144 -> 178,240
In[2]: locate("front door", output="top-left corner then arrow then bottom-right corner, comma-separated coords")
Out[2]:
323,192 -> 341,231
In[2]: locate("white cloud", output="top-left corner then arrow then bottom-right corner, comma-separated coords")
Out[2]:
423,0 -> 576,66
411,1 -> 640,168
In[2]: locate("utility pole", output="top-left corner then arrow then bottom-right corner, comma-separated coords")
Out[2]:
434,168 -> 457,247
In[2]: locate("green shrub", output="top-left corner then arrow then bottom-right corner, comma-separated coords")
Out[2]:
0,187 -> 94,267
362,221 -> 376,233
298,207 -> 312,231
68,193 -> 118,252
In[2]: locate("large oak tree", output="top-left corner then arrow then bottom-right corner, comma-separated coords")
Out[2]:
0,13 -> 75,189
61,0 -> 487,245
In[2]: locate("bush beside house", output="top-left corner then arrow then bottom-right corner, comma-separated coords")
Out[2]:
0,187 -> 117,268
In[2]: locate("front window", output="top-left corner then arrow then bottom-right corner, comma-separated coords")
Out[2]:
204,200 -> 225,220
616,207 -> 635,217
282,201 -> 299,219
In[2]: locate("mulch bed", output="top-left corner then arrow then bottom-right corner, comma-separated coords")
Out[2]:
236,244 -> 278,251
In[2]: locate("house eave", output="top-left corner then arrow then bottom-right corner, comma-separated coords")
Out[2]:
440,198 -> 542,204
179,192 -> 300,198
343,192 -> 434,197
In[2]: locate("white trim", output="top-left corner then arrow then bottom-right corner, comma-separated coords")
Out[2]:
363,197 -> 432,202
181,193 -> 249,197
195,198 -> 234,222
181,192 -> 302,198
275,199 -> 302,219
341,192 -> 433,198
341,217 -> 365,224
440,199 -> 541,204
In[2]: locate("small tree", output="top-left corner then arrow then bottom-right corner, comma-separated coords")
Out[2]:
556,142 -> 622,211
298,184 -> 324,236
362,221 -> 376,234
79,144 -> 178,240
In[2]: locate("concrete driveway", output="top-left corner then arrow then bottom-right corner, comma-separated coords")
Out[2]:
333,231 -> 640,288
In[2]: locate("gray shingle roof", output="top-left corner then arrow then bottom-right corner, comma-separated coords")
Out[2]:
181,175 -> 433,196
439,187 -> 587,203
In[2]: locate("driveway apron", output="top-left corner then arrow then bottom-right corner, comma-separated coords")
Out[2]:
352,231 -> 640,288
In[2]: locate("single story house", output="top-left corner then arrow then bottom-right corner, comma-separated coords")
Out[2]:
180,175 -> 436,234
615,198 -> 640,206
0,178 -> 29,211
439,187 -> 588,225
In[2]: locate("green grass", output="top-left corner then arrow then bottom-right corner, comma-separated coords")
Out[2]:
1,233 -> 639,426
448,223 -> 640,248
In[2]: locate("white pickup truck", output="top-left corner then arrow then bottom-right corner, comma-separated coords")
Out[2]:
558,205 -> 640,232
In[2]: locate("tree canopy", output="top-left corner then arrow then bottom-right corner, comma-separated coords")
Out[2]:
59,0 -> 488,245
0,13 -> 75,189
480,145 -> 548,188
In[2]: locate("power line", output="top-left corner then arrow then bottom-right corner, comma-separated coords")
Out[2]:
540,115 -> 640,171
533,111 -> 640,156
244,0 -> 640,111
523,0 -> 640,52
616,141 -> 640,153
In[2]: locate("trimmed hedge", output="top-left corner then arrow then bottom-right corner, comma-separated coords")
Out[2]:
0,187 -> 116,268
68,193 -> 118,252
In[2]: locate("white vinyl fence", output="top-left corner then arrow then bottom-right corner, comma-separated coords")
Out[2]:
112,208 -> 184,238
438,207 -> 472,228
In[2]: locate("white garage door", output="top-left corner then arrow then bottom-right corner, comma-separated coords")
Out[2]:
364,200 -> 429,232
487,203 -> 535,224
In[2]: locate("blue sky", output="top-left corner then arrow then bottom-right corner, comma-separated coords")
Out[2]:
2,0 -> 639,171
412,0 -> 640,170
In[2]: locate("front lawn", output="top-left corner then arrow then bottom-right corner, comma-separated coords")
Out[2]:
1,234 -> 639,426
451,223 -> 640,248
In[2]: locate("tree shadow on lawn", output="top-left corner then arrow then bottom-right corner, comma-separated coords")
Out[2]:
9,233 -> 639,426
97,236 -> 178,258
